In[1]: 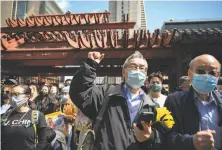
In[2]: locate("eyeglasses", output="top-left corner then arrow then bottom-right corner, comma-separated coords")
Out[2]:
194,68 -> 221,77
10,92 -> 26,97
126,64 -> 147,72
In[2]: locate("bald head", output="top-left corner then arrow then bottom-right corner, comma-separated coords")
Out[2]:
188,54 -> 221,95
189,54 -> 221,71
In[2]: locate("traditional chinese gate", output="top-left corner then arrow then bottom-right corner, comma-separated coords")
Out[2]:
1,11 -> 222,91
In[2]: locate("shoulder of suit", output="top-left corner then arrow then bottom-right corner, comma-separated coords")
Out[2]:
168,90 -> 188,97
166,90 -> 190,105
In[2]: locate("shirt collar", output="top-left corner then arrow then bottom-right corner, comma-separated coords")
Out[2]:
123,84 -> 144,95
194,92 -> 217,106
123,84 -> 144,100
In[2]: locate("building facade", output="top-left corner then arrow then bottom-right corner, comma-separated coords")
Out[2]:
1,0 -> 63,84
109,0 -> 147,37
1,0 -> 63,27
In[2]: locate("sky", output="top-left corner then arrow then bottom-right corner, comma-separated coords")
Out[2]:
56,0 -> 222,32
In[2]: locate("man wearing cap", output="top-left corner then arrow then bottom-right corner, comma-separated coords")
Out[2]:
4,79 -> 17,86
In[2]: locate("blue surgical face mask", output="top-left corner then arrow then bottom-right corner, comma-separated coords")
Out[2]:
125,70 -> 146,89
151,84 -> 162,92
60,95 -> 69,104
192,73 -> 218,94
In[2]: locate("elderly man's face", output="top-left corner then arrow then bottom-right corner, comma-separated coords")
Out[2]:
188,55 -> 221,82
122,58 -> 148,79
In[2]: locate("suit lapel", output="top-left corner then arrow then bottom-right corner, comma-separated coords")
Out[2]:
212,91 -> 222,126
182,88 -> 200,133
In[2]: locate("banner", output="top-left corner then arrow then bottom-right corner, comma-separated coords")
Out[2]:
75,109 -> 92,131
45,111 -> 65,133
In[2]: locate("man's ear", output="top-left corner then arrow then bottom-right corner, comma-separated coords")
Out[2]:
122,68 -> 127,79
188,69 -> 193,83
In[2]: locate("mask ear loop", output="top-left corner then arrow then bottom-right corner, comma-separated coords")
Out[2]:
21,94 -> 31,109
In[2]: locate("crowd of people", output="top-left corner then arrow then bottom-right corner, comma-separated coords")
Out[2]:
1,79 -> 79,150
1,51 -> 222,150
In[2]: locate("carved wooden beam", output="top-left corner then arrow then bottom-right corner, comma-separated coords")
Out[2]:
8,18 -> 18,27
26,17 -> 35,27
1,37 -> 25,50
1,22 -> 135,33
17,18 -> 26,27
144,30 -> 151,48
150,29 -> 159,47
63,31 -> 79,48
137,30 -> 143,48
1,29 -> 180,50
4,11 -> 111,28
4,28 -> 221,51
122,30 -> 128,48
1,49 -> 174,62
92,30 -> 103,48
155,30 -> 162,48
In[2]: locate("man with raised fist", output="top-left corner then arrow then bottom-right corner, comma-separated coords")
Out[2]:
69,51 -> 163,150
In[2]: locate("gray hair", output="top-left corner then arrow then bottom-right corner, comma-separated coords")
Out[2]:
123,51 -> 148,69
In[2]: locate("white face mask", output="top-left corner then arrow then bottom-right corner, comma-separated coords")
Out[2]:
10,95 -> 28,108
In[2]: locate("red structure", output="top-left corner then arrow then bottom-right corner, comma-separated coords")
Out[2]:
1,11 -> 222,91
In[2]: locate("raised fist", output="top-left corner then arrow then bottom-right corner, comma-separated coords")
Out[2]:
193,130 -> 215,150
88,52 -> 104,64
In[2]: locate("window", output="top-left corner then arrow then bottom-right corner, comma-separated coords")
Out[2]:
45,1 -> 58,14
16,1 -> 28,19
12,0 -> 17,19
12,0 -> 28,19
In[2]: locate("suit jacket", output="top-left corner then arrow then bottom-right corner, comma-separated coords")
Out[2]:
164,88 -> 222,150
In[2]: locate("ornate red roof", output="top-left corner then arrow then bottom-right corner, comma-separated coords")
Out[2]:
0,11 -> 177,51
1,29 -> 176,50
173,28 -> 222,43
1,11 -> 222,64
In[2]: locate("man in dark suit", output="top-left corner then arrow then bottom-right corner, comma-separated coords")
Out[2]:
164,54 -> 222,150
